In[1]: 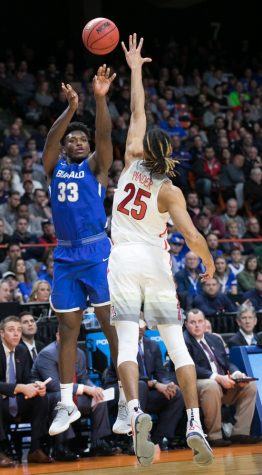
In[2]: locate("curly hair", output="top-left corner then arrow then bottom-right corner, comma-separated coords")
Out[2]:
143,128 -> 178,177
61,121 -> 90,145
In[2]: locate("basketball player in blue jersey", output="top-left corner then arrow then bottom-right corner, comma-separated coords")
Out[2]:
42,65 -> 122,437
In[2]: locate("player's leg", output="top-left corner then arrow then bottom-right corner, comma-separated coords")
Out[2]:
144,249 -> 213,465
108,246 -> 155,466
49,261 -> 85,436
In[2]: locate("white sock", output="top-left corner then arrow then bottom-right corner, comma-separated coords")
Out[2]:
127,399 -> 140,416
60,383 -> 74,406
186,408 -> 201,425
118,381 -> 126,403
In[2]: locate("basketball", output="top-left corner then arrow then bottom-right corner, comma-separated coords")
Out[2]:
82,18 -> 119,55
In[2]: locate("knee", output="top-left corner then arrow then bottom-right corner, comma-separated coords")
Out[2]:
243,381 -> 257,398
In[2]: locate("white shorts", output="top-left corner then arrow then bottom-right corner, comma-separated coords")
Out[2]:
108,242 -> 182,328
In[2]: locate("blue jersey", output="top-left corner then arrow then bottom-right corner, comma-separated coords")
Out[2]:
50,157 -> 107,242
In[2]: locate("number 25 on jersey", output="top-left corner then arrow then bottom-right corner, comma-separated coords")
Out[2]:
117,183 -> 151,220
58,182 -> 79,202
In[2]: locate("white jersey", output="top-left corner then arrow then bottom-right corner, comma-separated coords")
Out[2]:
111,160 -> 170,249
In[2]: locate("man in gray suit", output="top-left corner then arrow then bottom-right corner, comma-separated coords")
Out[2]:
31,332 -> 117,460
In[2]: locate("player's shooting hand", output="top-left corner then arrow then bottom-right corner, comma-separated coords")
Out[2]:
61,83 -> 79,110
93,64 -> 116,97
121,33 -> 152,69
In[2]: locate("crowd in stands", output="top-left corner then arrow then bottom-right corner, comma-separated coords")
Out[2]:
0,35 -> 262,464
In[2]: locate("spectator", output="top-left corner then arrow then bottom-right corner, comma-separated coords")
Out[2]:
237,255 -> 259,293
214,256 -> 237,294
10,217 -> 40,261
193,277 -> 237,317
227,304 -> 258,348
0,243 -> 37,281
192,145 -> 221,203
1,271 -> 23,303
0,177 -> 9,205
29,189 -> 51,221
186,191 -> 201,222
0,218 -> 10,263
244,167 -> 262,213
206,233 -> 224,259
28,280 -> 51,303
222,219 -> 245,255
38,254 -> 54,287
9,257 -> 33,302
104,319 -> 185,449
220,154 -> 245,209
0,316 -> 52,464
202,204 -> 226,238
242,271 -> 262,311
243,217 -> 262,256
175,251 -> 202,307
169,234 -> 186,276
228,248 -> 244,277
16,203 -> 42,237
0,192 -> 21,235
0,279 -> 11,303
182,309 -> 258,446
31,331 -> 117,460
220,198 -> 246,237
19,312 -> 45,366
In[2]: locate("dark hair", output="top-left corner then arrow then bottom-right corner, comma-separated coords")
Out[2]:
143,127 -> 177,177
61,121 -> 90,145
19,311 -> 34,319
185,308 -> 205,321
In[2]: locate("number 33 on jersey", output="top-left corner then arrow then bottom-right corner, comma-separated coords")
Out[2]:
112,160 -> 170,249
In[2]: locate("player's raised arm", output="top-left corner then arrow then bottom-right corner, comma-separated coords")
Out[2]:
122,33 -> 152,168
158,182 -> 215,281
42,83 -> 78,180
89,64 -> 116,182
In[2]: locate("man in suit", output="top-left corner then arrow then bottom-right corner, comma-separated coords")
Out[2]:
242,271 -> 262,311
193,277 -> 237,316
104,319 -> 185,448
183,309 -> 258,446
19,311 -> 45,366
31,331 -> 117,460
227,304 -> 258,349
0,316 -> 52,465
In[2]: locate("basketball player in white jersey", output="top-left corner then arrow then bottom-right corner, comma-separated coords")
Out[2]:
108,34 -> 215,466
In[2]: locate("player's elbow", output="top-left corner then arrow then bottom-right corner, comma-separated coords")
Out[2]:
184,230 -> 200,245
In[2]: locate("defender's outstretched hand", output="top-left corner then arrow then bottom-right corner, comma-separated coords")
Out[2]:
93,64 -> 116,97
122,33 -> 152,69
61,83 -> 79,111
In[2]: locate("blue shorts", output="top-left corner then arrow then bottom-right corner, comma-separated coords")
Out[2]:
50,237 -> 111,312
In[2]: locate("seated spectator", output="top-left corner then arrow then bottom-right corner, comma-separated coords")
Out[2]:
192,145 -> 221,204
175,251 -> 202,308
0,279 -> 11,303
0,243 -> 37,281
104,319 -> 185,449
38,254 -> 54,287
9,257 -> 33,302
219,154 -> 245,209
0,218 -> 10,263
242,271 -> 262,311
0,316 -> 52,464
169,234 -> 185,276
29,280 -> 51,303
11,217 -> 41,261
220,198 -> 246,237
244,167 -> 262,213
183,309 -> 258,446
193,277 -> 237,317
202,203 -> 226,238
19,312 -> 45,366
237,254 -> 259,293
1,271 -> 23,303
0,192 -> 21,235
227,304 -> 258,348
16,203 -> 42,237
29,189 -> 51,221
0,177 -> 9,205
38,219 -> 57,260
228,248 -> 244,277
20,179 -> 34,205
222,219 -> 245,255
214,256 -> 237,294
186,191 -> 201,222
206,232 -> 224,259
243,217 -> 262,256
31,330 -> 117,460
